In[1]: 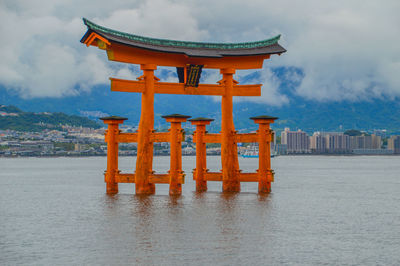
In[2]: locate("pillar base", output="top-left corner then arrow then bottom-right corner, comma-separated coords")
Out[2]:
258,182 -> 271,194
169,184 -> 182,196
106,183 -> 118,194
135,183 -> 155,195
222,180 -> 241,192
196,181 -> 207,192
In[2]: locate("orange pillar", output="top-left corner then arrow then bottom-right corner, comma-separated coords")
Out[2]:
163,114 -> 191,196
189,117 -> 214,192
135,64 -> 157,194
251,115 -> 278,193
100,116 -> 127,194
220,68 -> 240,192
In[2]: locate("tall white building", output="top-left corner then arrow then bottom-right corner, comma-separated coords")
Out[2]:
281,128 -> 310,154
309,132 -> 350,153
309,132 -> 327,153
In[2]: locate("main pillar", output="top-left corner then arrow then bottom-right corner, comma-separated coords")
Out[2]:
220,68 -> 240,192
189,117 -> 214,192
135,64 -> 157,194
100,116 -> 127,194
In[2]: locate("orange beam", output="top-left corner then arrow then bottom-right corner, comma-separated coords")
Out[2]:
117,133 -> 138,143
115,173 -> 135,183
110,78 -> 261,96
238,173 -> 258,182
115,173 -> 185,184
157,82 -> 223,95
204,172 -> 223,181
106,42 -> 269,69
203,133 -> 221,143
199,172 -> 259,182
150,132 -> 171,142
110,78 -> 144,93
149,173 -> 185,184
149,174 -> 170,184
116,132 -> 175,143
84,32 -> 111,47
236,133 -> 258,143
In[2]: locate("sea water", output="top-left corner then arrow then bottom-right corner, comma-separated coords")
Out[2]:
0,156 -> 399,265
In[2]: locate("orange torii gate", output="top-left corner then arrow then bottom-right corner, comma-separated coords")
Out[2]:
80,18 -> 286,195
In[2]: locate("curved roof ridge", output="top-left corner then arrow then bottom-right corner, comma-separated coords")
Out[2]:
83,18 -> 281,50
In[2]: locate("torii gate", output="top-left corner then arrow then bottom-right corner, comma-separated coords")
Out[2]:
80,18 -> 286,195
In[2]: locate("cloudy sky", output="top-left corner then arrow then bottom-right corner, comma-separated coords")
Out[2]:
0,0 -> 399,105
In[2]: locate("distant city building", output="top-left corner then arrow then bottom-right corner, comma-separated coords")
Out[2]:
326,133 -> 350,153
310,132 -> 350,153
281,128 -> 310,154
309,132 -> 327,153
349,134 -> 381,150
387,135 -> 400,154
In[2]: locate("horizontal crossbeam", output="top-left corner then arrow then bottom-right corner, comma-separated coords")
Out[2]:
197,171 -> 260,182
236,133 -> 258,143
115,172 -> 185,184
114,132 -> 181,143
110,78 -> 261,96
193,133 -> 260,144
117,133 -> 138,143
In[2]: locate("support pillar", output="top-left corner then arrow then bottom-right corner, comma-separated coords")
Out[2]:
189,117 -> 214,192
250,115 -> 278,193
100,116 -> 127,194
135,64 -> 157,194
163,114 -> 191,196
220,68 -> 240,192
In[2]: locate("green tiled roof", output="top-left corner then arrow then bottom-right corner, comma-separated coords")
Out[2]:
83,18 -> 281,50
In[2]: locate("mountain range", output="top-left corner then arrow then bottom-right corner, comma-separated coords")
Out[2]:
0,105 -> 100,131
1,67 -> 399,134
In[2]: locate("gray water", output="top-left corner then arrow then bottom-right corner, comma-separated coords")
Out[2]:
0,156 -> 399,265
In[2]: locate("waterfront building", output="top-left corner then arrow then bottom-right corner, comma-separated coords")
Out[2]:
309,132 -> 327,153
281,128 -> 310,154
309,132 -> 350,154
326,133 -> 350,153
349,134 -> 381,150
387,135 -> 400,154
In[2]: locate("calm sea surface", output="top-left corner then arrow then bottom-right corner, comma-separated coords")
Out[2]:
0,156 -> 399,265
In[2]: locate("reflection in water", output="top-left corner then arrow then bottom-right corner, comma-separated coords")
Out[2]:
133,195 -> 155,265
168,194 -> 183,208
216,193 -> 241,255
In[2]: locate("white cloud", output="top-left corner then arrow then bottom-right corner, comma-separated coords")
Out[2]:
236,67 -> 288,106
0,0 -> 206,98
0,0 -> 399,103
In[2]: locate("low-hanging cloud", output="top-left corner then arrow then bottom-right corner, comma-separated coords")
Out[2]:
0,0 -> 399,103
